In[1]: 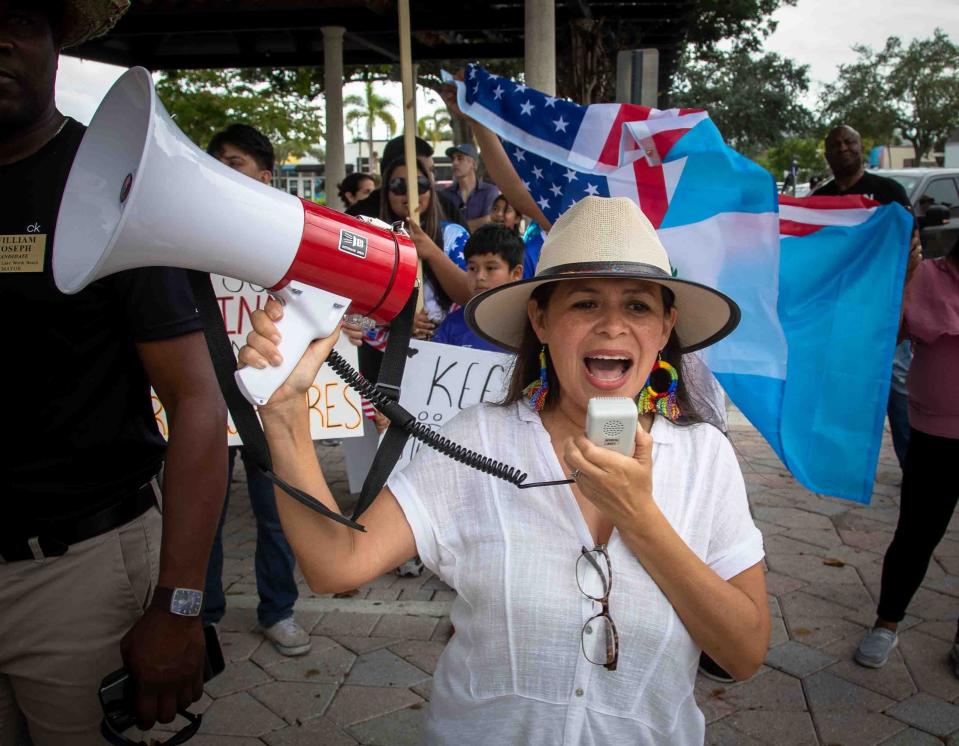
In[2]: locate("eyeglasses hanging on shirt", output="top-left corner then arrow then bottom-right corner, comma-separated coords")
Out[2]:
576,545 -> 619,671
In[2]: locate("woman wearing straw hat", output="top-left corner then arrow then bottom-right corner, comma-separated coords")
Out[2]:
240,196 -> 769,744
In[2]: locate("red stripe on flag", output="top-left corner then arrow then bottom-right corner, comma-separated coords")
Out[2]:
598,104 -> 652,168
633,158 -> 668,229
779,194 -> 881,210
779,220 -> 826,237
651,128 -> 688,161
677,108 -> 705,116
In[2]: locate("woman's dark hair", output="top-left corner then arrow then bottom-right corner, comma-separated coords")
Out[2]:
502,282 -> 704,426
337,171 -> 374,205
206,124 -> 275,173
379,157 -> 451,310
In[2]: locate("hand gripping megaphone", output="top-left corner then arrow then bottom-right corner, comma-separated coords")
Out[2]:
53,67 -> 418,406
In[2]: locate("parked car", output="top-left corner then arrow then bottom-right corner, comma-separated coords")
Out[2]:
874,168 -> 959,258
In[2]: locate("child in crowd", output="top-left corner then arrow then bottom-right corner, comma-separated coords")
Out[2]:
432,223 -> 524,352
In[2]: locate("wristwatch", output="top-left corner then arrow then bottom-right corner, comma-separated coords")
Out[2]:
150,586 -> 204,617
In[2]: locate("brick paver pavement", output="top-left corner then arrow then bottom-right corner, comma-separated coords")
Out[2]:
144,409 -> 959,745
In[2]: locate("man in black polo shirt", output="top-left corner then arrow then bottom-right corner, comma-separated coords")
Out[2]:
812,124 -> 922,473
812,125 -> 912,207
0,1 -> 227,741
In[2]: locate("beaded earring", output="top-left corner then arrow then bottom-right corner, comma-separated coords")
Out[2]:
637,354 -> 681,421
523,346 -> 550,412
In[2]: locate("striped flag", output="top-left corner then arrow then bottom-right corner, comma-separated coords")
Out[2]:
775,195 -> 912,500
454,64 -> 913,503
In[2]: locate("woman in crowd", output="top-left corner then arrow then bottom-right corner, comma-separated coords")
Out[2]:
336,171 -> 375,208
378,157 -> 470,331
240,196 -> 769,745
490,193 -> 521,233
855,239 -> 959,673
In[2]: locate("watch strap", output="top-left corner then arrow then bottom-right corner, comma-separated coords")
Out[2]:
150,586 -> 203,617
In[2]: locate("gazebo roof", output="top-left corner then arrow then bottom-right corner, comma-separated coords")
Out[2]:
64,0 -> 695,89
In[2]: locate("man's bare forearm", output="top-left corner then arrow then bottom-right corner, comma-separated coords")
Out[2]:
157,395 -> 228,589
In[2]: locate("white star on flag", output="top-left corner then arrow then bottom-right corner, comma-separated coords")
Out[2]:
531,165 -> 544,180
512,147 -> 526,162
520,100 -> 535,116
472,84 -> 479,95
514,83 -> 527,94
493,85 -> 505,100
564,168 -> 578,183
537,195 -> 550,210
544,96 -> 558,108
584,183 -> 600,196
522,180 -> 531,190
553,116 -> 569,133
469,68 -> 477,79
549,183 -> 563,197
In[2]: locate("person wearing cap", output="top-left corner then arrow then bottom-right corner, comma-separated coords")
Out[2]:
444,142 -> 500,233
239,196 -> 769,744
0,1 -> 227,740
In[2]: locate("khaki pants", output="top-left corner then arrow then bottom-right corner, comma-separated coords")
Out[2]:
0,507 -> 161,745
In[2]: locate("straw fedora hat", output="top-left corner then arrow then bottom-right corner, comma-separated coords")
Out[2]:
465,196 -> 740,353
59,0 -> 130,49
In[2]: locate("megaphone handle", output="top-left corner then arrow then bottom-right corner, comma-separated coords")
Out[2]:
235,283 -> 351,407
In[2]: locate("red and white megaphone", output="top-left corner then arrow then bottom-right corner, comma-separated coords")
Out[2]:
54,67 -> 418,405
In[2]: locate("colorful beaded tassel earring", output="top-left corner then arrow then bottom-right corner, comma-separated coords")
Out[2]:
523,346 -> 550,412
637,354 -> 681,421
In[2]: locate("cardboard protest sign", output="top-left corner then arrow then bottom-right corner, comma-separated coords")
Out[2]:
153,276 -> 364,444
392,339 -> 514,472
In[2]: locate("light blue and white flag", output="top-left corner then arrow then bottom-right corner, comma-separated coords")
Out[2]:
454,63 -> 911,503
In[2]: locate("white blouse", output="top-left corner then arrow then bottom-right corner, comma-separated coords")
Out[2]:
388,402 -> 764,745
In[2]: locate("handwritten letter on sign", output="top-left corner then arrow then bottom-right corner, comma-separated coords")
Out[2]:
392,340 -> 514,472
153,276 -> 364,444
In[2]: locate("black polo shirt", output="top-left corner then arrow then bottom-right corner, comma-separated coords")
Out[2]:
0,118 -> 202,526
812,171 -> 912,209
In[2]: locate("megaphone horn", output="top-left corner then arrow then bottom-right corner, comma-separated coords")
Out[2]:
54,67 -> 418,405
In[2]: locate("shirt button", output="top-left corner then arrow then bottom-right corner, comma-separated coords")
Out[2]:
575,688 -> 584,697
585,625 -> 593,635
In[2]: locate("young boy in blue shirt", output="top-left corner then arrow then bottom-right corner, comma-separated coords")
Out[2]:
432,223 -> 524,351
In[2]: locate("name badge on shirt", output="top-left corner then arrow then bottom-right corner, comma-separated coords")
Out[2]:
0,232 -> 46,273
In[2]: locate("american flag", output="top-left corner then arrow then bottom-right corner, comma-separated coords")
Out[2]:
459,65 -> 709,229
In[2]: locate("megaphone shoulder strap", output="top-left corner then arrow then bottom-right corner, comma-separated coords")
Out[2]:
351,291 -> 419,521
186,271 -> 366,532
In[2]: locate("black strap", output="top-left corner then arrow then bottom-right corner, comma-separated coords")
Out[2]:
186,271 -> 365,532
351,289 -> 419,520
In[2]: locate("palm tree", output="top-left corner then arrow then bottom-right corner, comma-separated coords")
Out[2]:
417,108 -> 452,150
345,82 -> 396,174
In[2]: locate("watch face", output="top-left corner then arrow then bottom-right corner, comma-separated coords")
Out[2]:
171,588 -> 203,617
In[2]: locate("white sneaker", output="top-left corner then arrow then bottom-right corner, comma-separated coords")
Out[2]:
395,556 -> 425,577
261,616 -> 312,657
854,627 -> 898,668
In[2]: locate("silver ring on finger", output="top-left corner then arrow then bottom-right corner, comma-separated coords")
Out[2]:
569,468 -> 581,480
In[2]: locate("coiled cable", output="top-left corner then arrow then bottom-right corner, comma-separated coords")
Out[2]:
326,349 -> 572,490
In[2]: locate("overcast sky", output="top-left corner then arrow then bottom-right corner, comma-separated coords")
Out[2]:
55,0 -> 959,130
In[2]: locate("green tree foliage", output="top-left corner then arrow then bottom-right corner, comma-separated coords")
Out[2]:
154,69 -> 323,164
345,81 -> 397,173
417,109 -> 452,150
820,29 -> 959,164
671,47 -> 813,155
757,137 -> 827,181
